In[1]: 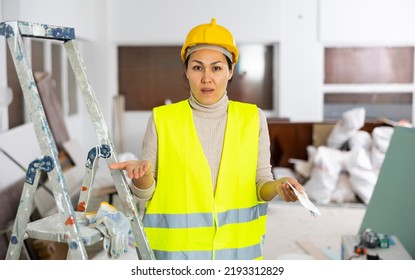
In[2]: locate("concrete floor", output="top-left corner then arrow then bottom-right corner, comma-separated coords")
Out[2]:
263,200 -> 366,260
89,196 -> 366,260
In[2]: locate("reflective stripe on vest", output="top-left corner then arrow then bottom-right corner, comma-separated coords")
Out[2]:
144,203 -> 268,228
153,241 -> 263,260
144,100 -> 267,260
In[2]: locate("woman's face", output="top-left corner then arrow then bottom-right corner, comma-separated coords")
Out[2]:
185,48 -> 234,105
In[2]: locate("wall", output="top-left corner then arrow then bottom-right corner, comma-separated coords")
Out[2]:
279,0 -> 322,121
107,0 -> 282,45
2,0 -> 97,40
320,0 -> 415,45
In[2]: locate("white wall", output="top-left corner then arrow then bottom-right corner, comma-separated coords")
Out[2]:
279,0 -> 323,121
320,0 -> 415,45
108,0 -> 282,45
2,0 -> 97,40
0,2 -> 5,100
0,0 -> 7,94
2,0 -> 415,188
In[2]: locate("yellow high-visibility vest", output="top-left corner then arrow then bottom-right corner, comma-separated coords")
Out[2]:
143,100 -> 268,260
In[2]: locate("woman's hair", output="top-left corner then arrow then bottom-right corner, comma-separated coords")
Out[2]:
184,53 -> 233,71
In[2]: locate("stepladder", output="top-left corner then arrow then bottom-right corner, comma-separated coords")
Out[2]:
0,21 -> 154,260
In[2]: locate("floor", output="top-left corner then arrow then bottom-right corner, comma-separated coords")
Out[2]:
263,199 -> 366,260
88,195 -> 366,260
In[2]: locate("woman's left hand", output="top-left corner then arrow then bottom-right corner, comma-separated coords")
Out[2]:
276,177 -> 305,202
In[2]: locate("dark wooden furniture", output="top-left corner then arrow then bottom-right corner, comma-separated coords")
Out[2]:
267,120 -> 385,168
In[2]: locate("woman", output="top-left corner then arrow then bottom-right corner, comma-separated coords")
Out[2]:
110,18 -> 304,260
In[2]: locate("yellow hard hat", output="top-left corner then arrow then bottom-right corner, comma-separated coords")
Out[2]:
181,18 -> 239,63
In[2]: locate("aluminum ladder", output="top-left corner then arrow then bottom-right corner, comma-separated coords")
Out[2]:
0,21 -> 154,260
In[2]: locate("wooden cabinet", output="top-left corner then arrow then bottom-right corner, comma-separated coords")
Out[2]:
267,120 -> 384,168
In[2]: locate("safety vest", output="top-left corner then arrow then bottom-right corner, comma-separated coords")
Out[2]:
143,100 -> 268,260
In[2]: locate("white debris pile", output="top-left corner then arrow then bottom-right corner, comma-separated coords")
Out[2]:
293,108 -> 397,205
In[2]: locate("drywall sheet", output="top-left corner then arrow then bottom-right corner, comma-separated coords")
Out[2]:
35,72 -> 70,149
359,126 -> 415,258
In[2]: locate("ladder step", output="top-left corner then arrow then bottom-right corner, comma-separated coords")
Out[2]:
0,21 -> 75,40
26,212 -> 102,246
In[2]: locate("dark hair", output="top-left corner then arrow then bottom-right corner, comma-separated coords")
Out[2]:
184,53 -> 233,71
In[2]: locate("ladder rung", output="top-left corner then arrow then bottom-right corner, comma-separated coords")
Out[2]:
26,212 -> 102,246
0,21 -> 75,40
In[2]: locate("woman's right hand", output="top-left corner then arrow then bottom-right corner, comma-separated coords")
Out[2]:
109,160 -> 152,180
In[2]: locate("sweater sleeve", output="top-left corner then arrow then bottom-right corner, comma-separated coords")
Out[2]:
130,113 -> 158,200
256,108 -> 274,201
130,179 -> 156,200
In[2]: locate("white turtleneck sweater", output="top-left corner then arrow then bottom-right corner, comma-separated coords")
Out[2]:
130,93 -> 274,201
